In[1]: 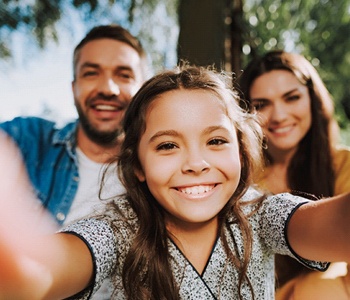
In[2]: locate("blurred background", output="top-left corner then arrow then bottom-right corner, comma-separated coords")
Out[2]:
1,0 -> 350,143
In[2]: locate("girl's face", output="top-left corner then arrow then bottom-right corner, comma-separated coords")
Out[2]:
136,89 -> 241,229
249,70 -> 312,156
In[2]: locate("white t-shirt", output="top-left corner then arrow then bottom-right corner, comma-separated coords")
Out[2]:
63,147 -> 125,225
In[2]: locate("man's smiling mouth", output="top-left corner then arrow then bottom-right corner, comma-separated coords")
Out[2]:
94,104 -> 123,111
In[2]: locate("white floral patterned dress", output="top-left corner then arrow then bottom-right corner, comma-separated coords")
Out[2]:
62,190 -> 328,300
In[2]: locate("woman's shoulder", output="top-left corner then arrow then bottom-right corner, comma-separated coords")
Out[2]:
289,268 -> 349,300
333,145 -> 350,194
333,145 -> 350,160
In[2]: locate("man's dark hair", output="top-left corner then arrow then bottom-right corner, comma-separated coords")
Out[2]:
73,24 -> 148,79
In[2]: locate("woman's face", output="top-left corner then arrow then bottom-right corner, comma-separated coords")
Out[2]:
249,70 -> 312,157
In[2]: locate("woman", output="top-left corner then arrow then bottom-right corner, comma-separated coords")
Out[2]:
239,50 -> 350,299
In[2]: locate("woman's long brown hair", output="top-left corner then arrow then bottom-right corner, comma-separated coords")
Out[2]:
238,50 -> 338,285
238,50 -> 337,198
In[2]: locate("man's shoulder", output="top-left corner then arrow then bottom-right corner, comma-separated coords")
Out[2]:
0,116 -> 78,147
1,116 -> 55,133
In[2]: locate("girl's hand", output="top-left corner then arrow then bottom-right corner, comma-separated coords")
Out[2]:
0,131 -> 58,298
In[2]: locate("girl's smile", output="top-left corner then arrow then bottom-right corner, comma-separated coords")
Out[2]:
136,88 -> 241,229
175,183 -> 216,196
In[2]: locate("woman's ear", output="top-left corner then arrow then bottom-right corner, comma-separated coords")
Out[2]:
134,168 -> 146,182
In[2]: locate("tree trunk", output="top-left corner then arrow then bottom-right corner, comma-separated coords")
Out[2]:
177,0 -> 227,70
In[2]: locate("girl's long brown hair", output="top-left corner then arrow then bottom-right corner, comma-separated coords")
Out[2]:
116,65 -> 264,299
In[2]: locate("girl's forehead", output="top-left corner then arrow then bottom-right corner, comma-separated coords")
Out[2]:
148,88 -> 227,112
142,89 -> 235,133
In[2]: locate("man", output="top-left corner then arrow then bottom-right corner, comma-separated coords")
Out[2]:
1,24 -> 148,299
0,24 -> 149,225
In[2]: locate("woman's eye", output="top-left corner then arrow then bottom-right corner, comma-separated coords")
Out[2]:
208,138 -> 228,146
156,142 -> 177,151
286,94 -> 300,102
252,100 -> 268,111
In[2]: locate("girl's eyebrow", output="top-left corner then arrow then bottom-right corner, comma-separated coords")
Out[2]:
149,130 -> 180,143
149,126 -> 230,143
203,125 -> 229,135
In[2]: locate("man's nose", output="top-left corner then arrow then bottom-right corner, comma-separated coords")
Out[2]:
100,78 -> 120,96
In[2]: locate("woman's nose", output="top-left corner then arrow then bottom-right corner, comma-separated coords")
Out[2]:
270,103 -> 288,122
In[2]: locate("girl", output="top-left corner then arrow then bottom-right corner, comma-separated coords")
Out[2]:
238,50 -> 350,299
1,66 -> 350,300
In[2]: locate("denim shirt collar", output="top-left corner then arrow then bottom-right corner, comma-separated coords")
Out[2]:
52,120 -> 78,158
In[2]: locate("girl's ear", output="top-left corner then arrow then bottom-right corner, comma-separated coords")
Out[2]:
134,168 -> 146,182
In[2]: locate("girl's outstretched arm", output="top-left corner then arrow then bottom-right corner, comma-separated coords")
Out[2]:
288,193 -> 350,263
0,131 -> 93,299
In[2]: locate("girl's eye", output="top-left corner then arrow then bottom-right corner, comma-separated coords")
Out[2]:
208,138 -> 228,146
156,142 -> 178,151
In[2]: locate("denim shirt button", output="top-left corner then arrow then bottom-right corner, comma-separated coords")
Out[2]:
73,176 -> 79,182
56,212 -> 66,221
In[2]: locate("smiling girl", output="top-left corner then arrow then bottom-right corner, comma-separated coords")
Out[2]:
1,65 -> 350,300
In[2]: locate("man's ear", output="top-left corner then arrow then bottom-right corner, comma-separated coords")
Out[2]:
134,168 -> 146,182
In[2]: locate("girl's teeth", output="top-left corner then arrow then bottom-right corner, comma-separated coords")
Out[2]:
180,185 -> 213,194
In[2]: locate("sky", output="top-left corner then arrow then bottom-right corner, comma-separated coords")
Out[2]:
1,25 -> 85,126
0,2 -> 178,127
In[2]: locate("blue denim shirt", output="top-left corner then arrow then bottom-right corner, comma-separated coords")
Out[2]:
0,117 -> 79,225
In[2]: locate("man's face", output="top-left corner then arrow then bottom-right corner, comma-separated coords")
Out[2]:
72,38 -> 144,145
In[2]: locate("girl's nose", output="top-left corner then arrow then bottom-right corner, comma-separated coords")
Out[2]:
182,150 -> 210,175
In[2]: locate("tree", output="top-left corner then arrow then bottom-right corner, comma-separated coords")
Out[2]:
2,0 -> 350,128
0,0 -> 179,72
241,0 -> 350,127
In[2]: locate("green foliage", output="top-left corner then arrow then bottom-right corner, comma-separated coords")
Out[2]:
2,0 -> 349,131
0,0 -> 179,72
241,0 -> 350,127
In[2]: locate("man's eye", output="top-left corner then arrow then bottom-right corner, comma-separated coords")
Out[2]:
83,71 -> 98,77
120,73 -> 131,78
118,72 -> 134,80
156,142 -> 177,151
208,138 -> 228,146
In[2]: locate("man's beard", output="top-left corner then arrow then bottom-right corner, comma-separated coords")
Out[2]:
76,103 -> 123,146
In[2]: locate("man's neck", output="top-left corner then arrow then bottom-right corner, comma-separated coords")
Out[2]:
76,130 -> 121,163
